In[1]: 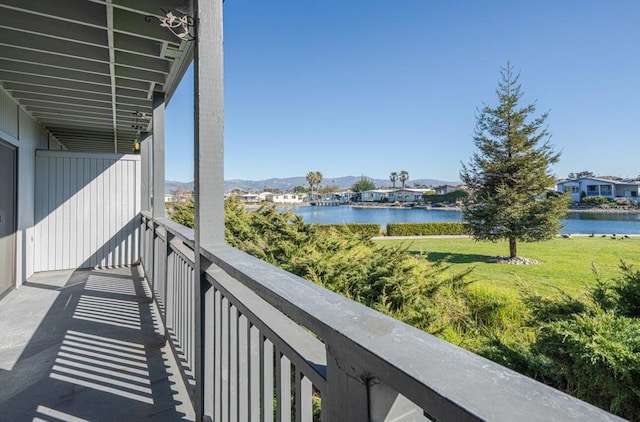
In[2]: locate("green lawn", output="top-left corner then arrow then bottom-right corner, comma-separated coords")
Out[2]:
375,236 -> 640,296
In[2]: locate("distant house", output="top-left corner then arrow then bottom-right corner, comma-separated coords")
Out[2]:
360,189 -> 394,202
433,184 -> 461,195
232,191 -> 273,203
556,177 -> 640,202
239,193 -> 261,203
359,188 -> 434,202
266,193 -> 305,204
336,190 -> 356,203
389,188 -> 435,202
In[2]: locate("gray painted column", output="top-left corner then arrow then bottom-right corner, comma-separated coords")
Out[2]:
193,0 -> 224,420
152,92 -> 166,218
140,132 -> 151,212
194,0 -> 224,248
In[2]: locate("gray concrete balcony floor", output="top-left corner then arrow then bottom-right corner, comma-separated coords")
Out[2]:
0,266 -> 195,421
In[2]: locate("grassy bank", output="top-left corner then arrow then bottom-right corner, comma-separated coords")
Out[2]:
375,236 -> 640,296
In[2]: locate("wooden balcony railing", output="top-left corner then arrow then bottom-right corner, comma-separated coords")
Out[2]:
140,211 -> 622,422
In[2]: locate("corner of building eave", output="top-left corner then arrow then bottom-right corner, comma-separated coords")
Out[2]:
164,42 -> 195,106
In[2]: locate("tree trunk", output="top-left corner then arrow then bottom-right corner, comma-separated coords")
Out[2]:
509,238 -> 517,258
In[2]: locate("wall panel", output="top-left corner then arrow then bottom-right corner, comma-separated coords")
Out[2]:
34,151 -> 140,271
16,108 -> 48,285
0,89 -> 18,139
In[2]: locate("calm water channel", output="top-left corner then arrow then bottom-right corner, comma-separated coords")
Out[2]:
292,206 -> 640,235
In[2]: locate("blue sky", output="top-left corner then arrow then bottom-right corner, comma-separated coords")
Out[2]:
166,0 -> 640,183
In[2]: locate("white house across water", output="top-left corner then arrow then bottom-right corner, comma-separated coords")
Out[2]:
557,177 -> 640,202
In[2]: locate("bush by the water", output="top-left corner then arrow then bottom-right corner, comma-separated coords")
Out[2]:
222,197 -> 476,335
387,222 -> 471,236
314,223 -> 380,237
581,195 -> 611,205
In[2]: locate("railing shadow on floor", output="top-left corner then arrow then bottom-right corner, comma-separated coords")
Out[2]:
0,265 -> 194,421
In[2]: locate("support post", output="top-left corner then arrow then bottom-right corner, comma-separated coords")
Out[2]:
193,0 -> 224,420
323,345 -> 369,421
152,91 -> 166,218
140,132 -> 151,212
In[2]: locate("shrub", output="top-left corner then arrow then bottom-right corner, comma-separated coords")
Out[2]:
581,195 -> 611,205
534,310 -> 640,419
386,222 -> 471,236
612,262 -> 640,318
169,201 -> 195,228
517,262 -> 640,420
314,223 -> 381,237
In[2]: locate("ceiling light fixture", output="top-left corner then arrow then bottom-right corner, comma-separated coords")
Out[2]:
131,110 -> 148,153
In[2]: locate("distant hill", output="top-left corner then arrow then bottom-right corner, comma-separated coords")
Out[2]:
165,180 -> 194,194
165,176 -> 459,194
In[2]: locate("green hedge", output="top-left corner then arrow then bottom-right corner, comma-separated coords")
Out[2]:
386,222 -> 471,236
315,223 -> 381,237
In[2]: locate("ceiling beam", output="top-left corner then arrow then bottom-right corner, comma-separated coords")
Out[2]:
106,0 -> 118,152
0,45 -> 109,74
0,72 -> 112,94
0,59 -> 111,85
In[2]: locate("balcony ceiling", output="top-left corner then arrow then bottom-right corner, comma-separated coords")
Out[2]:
0,0 -> 193,153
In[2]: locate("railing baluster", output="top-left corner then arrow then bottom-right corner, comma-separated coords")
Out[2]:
263,338 -> 274,422
177,258 -> 182,355
187,264 -> 193,371
275,349 -> 291,422
190,266 -> 195,375
214,288 -> 222,422
249,325 -> 260,422
296,370 -> 313,422
166,248 -> 174,334
221,296 -> 230,422
182,259 -> 187,363
238,314 -> 249,422
229,304 -> 239,421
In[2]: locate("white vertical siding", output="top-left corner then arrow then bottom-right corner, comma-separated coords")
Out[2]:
0,89 -> 49,287
34,151 -> 140,271
0,89 -> 18,139
16,108 -> 48,285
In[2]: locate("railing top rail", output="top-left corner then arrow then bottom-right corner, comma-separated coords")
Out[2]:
145,214 -> 622,422
142,212 -> 195,248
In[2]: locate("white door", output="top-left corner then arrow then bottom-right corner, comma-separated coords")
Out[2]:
0,140 -> 16,297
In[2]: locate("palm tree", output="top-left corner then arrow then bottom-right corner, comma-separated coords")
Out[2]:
315,171 -> 323,192
306,171 -> 323,201
389,172 -> 398,189
399,170 -> 409,202
306,171 -> 315,200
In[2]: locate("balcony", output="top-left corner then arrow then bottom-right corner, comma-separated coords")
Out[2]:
0,266 -> 195,421
0,1 -> 625,421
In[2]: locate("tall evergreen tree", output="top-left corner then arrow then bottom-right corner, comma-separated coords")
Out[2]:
460,63 -> 570,259
352,175 -> 376,192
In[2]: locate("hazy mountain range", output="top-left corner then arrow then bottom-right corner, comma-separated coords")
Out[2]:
166,176 -> 459,194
